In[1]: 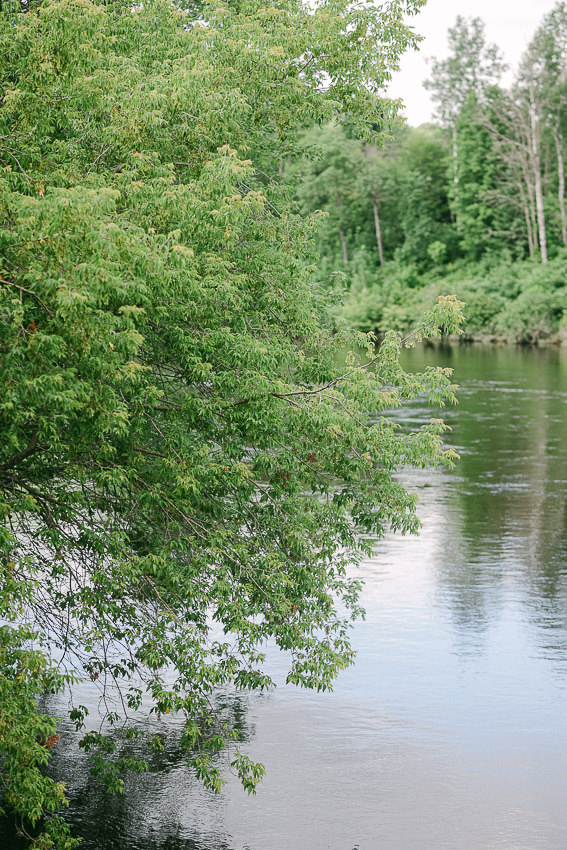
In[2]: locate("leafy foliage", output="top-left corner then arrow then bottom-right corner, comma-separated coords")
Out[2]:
0,0 -> 468,846
297,6 -> 567,340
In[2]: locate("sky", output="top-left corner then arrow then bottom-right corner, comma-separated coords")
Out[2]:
389,0 -> 562,126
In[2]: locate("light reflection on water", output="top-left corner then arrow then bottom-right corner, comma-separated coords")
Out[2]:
2,344 -> 567,849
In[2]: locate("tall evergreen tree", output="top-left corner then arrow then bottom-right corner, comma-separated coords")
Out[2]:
424,16 -> 504,227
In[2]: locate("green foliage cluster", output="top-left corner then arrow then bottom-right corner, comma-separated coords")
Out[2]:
294,6 -> 567,341
0,0 -> 465,846
340,253 -> 567,343
293,122 -> 455,271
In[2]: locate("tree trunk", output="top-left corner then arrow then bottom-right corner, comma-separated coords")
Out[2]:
339,226 -> 348,266
525,166 -> 538,256
519,180 -> 535,259
372,198 -> 384,267
452,122 -> 459,226
529,81 -> 548,264
554,128 -> 567,245
336,190 -> 348,266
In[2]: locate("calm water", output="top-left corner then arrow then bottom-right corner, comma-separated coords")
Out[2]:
3,344 -> 567,849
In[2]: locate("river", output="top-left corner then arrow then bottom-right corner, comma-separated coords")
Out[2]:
2,343 -> 567,849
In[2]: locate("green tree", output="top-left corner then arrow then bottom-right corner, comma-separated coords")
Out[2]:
395,124 -> 455,267
454,93 -> 524,260
294,123 -> 365,267
358,141 -> 404,267
424,16 -> 504,225
0,1 -> 464,846
295,122 -> 456,275
523,2 -> 567,251
485,63 -> 552,264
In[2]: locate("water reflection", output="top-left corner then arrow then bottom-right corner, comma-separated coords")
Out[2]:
2,344 -> 567,849
412,346 -> 567,674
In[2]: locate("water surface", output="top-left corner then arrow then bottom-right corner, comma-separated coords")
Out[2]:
3,344 -> 567,849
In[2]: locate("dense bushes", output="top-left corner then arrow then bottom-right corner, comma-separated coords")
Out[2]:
336,252 -> 567,342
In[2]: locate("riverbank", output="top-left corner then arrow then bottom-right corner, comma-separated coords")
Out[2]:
432,330 -> 567,347
336,252 -> 567,345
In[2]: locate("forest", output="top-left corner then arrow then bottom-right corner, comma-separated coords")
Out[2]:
296,7 -> 567,343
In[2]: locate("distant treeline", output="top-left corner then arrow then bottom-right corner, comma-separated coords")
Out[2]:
292,6 -> 567,342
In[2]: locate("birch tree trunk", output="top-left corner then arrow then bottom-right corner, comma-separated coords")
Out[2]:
554,128 -> 567,245
518,180 -> 535,259
372,198 -> 384,267
520,152 -> 538,258
529,80 -> 548,264
452,122 -> 459,226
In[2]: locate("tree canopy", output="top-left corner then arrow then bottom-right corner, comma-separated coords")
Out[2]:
297,7 -> 567,343
0,0 -> 464,846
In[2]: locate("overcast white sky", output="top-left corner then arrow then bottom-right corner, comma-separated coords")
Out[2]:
389,0 -> 561,126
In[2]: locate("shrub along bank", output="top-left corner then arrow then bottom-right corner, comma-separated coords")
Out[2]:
336,253 -> 567,344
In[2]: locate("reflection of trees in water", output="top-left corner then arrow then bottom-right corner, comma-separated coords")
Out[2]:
522,505 -> 567,666
519,359 -> 567,665
0,691 -> 256,850
428,346 -> 567,658
435,548 -> 502,635
433,496 -> 505,654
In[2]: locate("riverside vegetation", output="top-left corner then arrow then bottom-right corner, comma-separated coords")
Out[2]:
294,7 -> 567,343
0,1 -> 467,847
